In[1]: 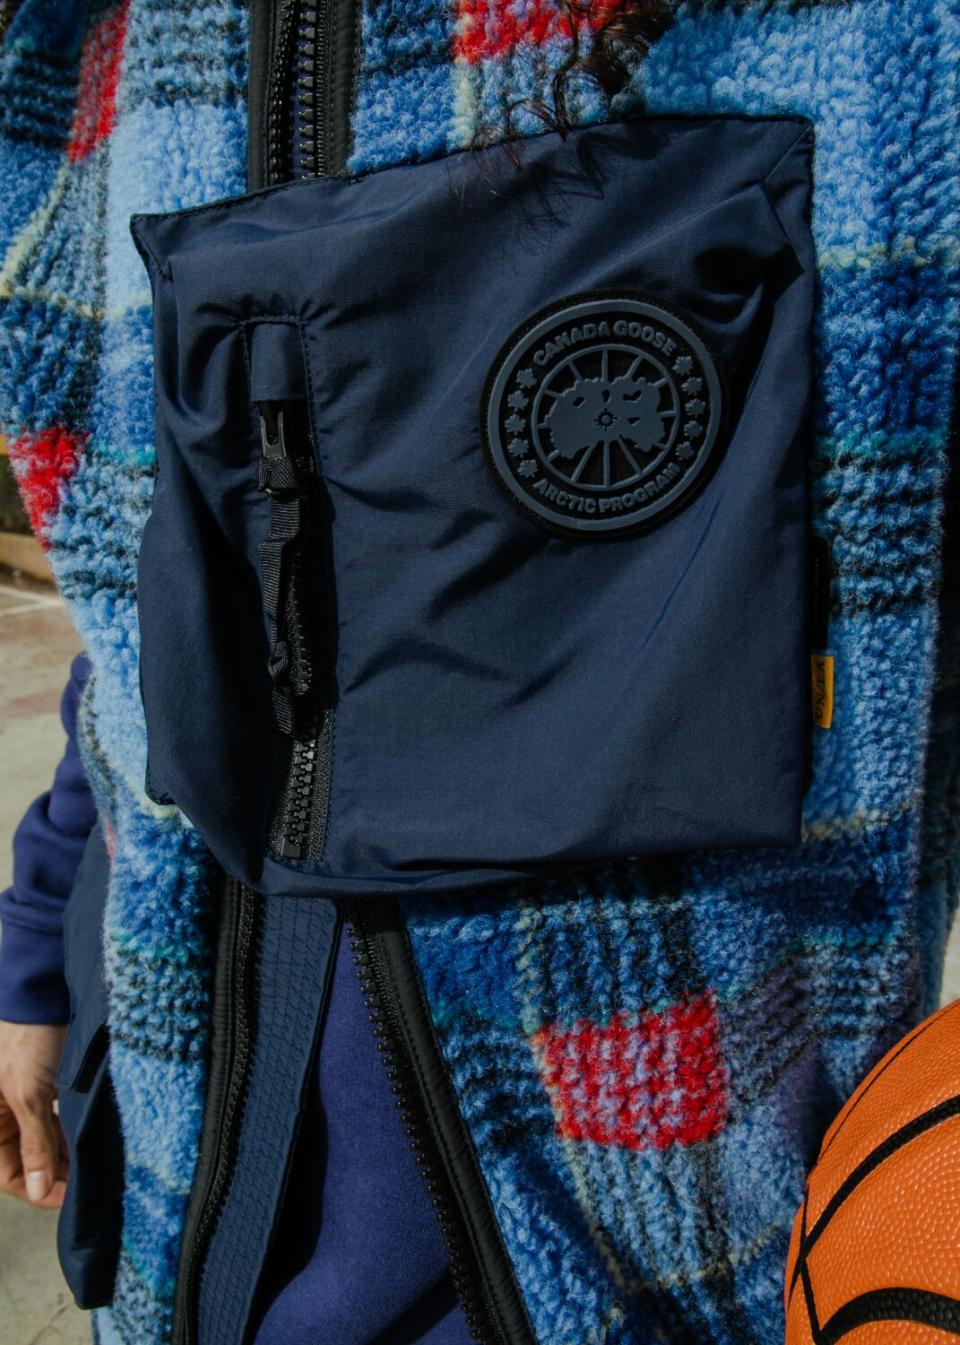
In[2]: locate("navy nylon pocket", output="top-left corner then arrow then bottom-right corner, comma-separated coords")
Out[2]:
130,115 -> 815,899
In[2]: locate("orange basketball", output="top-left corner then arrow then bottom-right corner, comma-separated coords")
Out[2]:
785,1000 -> 960,1343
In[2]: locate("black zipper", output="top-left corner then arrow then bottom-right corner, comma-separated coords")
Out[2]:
248,0 -> 298,187
249,0 -> 361,185
270,694 -> 334,861
173,877 -> 260,1345
296,0 -> 328,178
257,399 -> 334,862
174,11 -> 534,1345
345,899 -> 536,1345
250,5 -> 534,1340
295,0 -> 361,177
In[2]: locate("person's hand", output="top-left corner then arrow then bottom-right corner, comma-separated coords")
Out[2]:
0,1021 -> 68,1208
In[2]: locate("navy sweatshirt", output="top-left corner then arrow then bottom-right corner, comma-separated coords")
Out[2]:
0,653 -> 95,1025
0,656 -> 469,1344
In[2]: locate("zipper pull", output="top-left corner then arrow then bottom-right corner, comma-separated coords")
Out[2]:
259,399 -> 285,458
257,400 -> 304,732
258,401 -> 299,496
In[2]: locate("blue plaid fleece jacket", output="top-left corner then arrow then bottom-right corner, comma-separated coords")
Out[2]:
1,2 -> 959,1344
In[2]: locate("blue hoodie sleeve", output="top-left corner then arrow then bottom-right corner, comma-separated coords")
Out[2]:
0,653 -> 97,1024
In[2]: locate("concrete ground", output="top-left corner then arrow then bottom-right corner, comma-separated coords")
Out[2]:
0,573 -> 86,1344
0,570 -> 959,1344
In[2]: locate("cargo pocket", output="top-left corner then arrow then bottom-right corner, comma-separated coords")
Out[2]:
57,824 -> 123,1309
130,114 -> 816,900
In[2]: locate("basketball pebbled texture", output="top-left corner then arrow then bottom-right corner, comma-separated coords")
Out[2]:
785,1000 -> 960,1344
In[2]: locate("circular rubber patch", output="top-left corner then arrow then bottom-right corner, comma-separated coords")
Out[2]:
482,293 -> 725,538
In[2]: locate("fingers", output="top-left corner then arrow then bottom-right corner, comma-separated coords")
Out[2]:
26,1175 -> 67,1210
0,1173 -> 67,1209
0,1108 -> 23,1193
7,1092 -> 61,1205
0,1023 -> 70,1210
1,1104 -> 65,1206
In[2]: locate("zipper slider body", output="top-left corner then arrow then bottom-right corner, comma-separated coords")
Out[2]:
258,400 -> 300,496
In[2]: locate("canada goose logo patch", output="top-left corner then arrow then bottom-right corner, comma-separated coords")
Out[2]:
482,294 -> 725,538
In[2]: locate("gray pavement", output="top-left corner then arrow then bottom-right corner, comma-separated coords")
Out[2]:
0,575 -> 86,1344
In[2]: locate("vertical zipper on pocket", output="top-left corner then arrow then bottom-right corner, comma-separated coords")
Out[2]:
173,877 -> 260,1345
257,399 -> 334,862
345,899 -> 537,1345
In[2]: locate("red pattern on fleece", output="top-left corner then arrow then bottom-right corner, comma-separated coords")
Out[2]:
8,427 -> 86,539
454,0 -> 624,64
68,0 -> 130,162
532,993 -> 730,1151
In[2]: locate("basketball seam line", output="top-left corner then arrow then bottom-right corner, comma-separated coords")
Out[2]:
822,1288 -> 960,1344
800,1239 -> 826,1345
803,1092 -> 960,1259
817,1005 -> 953,1164
789,1187 -> 813,1303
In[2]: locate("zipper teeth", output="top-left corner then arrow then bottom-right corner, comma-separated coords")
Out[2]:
297,0 -> 323,178
256,6 -> 514,1340
174,881 -> 259,1345
276,705 -> 332,859
267,0 -> 299,185
345,909 -> 504,1345
265,404 -> 333,862
286,541 -> 316,696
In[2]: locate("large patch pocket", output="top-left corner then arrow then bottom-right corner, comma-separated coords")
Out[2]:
130,115 -> 815,899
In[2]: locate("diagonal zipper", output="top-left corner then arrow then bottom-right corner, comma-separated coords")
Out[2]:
345,898 -> 536,1345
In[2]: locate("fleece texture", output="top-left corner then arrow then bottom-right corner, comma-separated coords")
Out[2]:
0,2 -> 958,1342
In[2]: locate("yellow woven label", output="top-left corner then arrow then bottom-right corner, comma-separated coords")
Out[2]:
811,653 -> 834,730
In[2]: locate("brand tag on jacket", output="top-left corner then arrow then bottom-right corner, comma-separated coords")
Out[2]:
481,292 -> 726,538
811,652 -> 835,729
